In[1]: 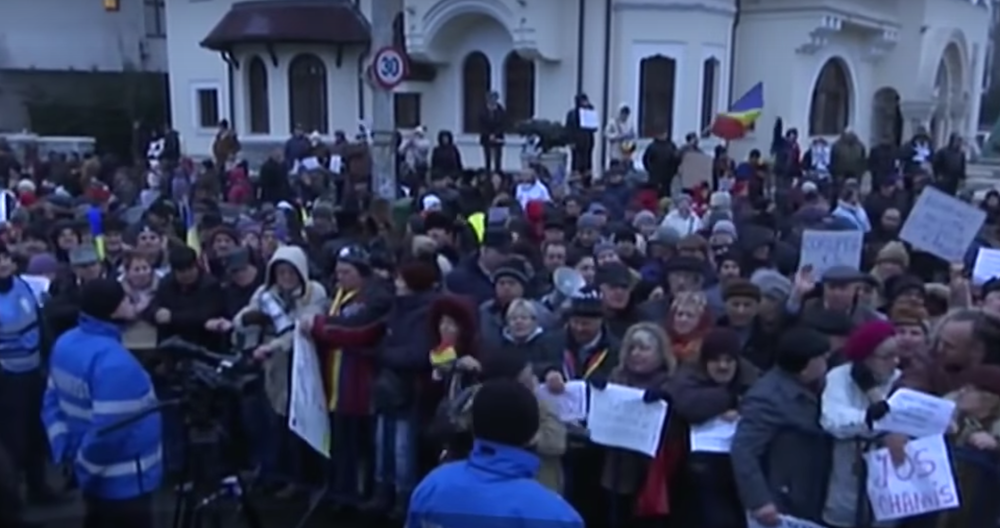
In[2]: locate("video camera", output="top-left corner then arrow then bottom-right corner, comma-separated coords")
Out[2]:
156,336 -> 261,394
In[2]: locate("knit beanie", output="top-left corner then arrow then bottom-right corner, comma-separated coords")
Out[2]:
842,320 -> 896,362
750,269 -> 792,300
776,327 -> 830,373
472,380 -> 540,448
875,241 -> 910,268
699,328 -> 742,364
492,258 -> 530,286
26,253 -> 59,276
80,278 -> 126,321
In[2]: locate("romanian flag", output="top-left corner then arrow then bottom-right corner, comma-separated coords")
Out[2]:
180,201 -> 201,254
86,206 -> 105,260
710,82 -> 764,141
429,344 -> 458,367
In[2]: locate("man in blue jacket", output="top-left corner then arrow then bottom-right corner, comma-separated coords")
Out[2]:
408,379 -> 583,528
42,278 -> 163,527
0,242 -> 61,504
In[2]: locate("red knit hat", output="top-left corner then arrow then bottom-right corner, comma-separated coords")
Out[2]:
842,320 -> 896,362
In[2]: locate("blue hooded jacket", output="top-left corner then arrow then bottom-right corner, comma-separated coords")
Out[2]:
408,439 -> 583,528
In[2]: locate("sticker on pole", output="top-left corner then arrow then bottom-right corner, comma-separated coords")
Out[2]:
371,46 -> 407,90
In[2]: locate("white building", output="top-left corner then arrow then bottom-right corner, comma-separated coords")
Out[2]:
164,0 -> 989,169
0,0 -> 167,132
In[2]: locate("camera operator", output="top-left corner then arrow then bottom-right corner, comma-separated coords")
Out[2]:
42,278 -> 162,527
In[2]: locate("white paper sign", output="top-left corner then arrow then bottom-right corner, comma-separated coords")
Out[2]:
899,187 -> 985,263
746,513 -> 825,528
689,416 -> 738,453
21,275 -> 50,305
972,247 -> 1000,285
587,383 -> 668,457
536,380 -> 587,422
578,108 -> 599,130
864,435 -> 959,521
798,230 -> 863,275
874,388 -> 955,439
288,326 -> 331,458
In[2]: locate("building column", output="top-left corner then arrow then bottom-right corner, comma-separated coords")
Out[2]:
899,100 -> 935,140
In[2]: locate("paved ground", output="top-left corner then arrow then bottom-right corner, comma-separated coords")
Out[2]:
25,486 -> 392,528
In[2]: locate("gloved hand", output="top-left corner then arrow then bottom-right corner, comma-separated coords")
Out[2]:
864,400 -> 891,427
850,362 -> 878,392
241,310 -> 269,326
642,388 -> 669,404
589,377 -> 608,390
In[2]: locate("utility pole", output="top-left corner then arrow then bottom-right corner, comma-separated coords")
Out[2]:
367,0 -> 397,201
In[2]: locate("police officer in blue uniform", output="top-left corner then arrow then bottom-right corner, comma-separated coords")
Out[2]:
0,242 -> 60,504
43,278 -> 163,527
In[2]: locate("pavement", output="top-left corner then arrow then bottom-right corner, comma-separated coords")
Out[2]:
24,486 -> 388,528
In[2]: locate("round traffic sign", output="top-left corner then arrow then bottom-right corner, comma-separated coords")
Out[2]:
372,46 -> 407,89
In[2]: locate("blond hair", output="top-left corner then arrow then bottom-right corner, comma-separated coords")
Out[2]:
621,322 -> 676,373
505,298 -> 538,321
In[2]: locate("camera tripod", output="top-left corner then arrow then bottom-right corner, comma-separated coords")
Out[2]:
170,420 -> 264,528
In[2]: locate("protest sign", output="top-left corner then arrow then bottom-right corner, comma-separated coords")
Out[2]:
289,326 -> 331,458
536,380 -> 587,422
798,230 -> 863,275
972,247 -> 1000,285
899,187 -> 985,263
864,435 -> 959,521
587,383 -> 668,456
689,416 -> 738,453
873,388 -> 955,439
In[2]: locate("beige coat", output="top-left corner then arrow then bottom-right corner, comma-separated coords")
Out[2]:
234,245 -> 328,415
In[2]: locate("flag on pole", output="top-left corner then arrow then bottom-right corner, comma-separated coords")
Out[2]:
86,206 -> 105,260
180,201 -> 201,254
710,82 -> 764,141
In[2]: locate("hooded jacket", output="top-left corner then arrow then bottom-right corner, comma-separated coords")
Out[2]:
234,245 -> 329,414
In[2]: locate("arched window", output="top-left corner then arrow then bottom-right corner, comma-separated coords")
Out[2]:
247,56 -> 270,134
503,52 -> 535,124
288,53 -> 328,134
461,51 -> 491,134
809,59 -> 851,136
637,55 -> 676,138
699,57 -> 720,133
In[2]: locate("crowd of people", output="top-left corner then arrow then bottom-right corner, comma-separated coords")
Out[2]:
0,120 -> 998,528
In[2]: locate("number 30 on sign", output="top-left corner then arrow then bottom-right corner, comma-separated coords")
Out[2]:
371,46 -> 408,90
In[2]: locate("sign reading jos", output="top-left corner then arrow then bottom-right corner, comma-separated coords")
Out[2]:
864,435 -> 959,521
798,230 -> 863,275
899,187 -> 985,263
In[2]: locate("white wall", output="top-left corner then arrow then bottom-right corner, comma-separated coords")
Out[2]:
0,0 -> 165,72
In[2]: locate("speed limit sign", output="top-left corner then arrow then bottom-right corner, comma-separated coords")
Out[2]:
371,46 -> 408,89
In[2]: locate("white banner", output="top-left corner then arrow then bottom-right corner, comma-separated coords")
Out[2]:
864,435 -> 959,521
288,325 -> 331,458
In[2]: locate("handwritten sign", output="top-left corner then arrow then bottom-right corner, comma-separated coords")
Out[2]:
587,383 -> 668,456
972,247 -> 1000,285
288,326 -> 331,458
746,514 -> 825,528
536,380 -> 587,422
874,388 -> 955,439
798,230 -> 863,275
689,416 -> 738,453
864,435 -> 959,521
899,187 -> 985,263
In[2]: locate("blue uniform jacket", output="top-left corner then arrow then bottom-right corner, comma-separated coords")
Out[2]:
0,276 -> 42,373
408,439 -> 583,528
41,315 -> 163,499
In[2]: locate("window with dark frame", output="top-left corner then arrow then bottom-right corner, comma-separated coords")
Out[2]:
144,0 -> 166,37
700,57 -> 720,135
503,52 -> 536,124
288,53 -> 329,134
809,58 -> 851,136
394,93 -> 422,129
637,55 -> 677,138
196,88 -> 219,129
461,52 -> 491,134
247,57 -> 270,134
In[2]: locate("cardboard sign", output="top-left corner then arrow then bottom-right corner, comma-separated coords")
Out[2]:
798,230 -> 863,275
864,435 -> 959,521
899,187 -> 985,262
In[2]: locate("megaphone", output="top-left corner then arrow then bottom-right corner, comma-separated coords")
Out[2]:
553,266 -> 586,298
